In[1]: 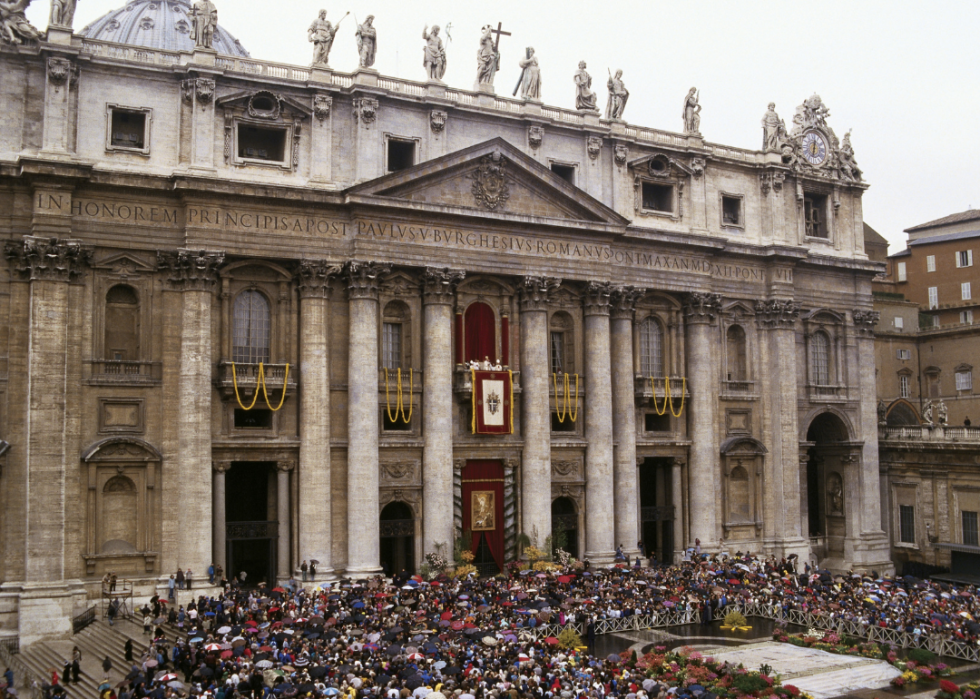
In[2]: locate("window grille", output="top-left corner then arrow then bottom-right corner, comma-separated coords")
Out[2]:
550,331 -> 565,374
233,290 -> 271,364
964,511 -> 979,547
956,371 -> 973,392
639,317 -> 664,378
899,505 -> 915,544
810,332 -> 830,385
383,322 -> 402,370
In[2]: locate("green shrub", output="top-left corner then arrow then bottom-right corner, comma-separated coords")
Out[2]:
907,648 -> 937,663
732,675 -> 769,694
558,627 -> 583,649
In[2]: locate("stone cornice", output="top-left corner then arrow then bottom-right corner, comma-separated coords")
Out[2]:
755,299 -> 801,328
345,260 -> 391,301
519,276 -> 561,313
5,236 -> 92,283
683,292 -> 722,324
583,281 -> 612,317
157,249 -> 224,291
421,267 -> 465,305
297,259 -> 342,299
610,285 -> 643,320
852,309 -> 879,335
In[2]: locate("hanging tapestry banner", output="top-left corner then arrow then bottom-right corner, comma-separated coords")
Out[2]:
471,369 -> 513,434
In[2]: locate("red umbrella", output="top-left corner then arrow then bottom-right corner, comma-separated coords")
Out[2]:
272,587 -> 286,593
220,650 -> 233,659
245,621 -> 259,627
544,637 -> 559,645
451,621 -> 464,631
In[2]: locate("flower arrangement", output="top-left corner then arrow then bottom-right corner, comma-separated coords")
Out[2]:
459,550 -> 475,563
424,551 -> 448,572
524,545 -> 545,563
451,563 -> 477,579
721,610 -> 751,631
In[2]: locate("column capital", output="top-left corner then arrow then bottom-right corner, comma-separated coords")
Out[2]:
422,267 -> 466,305
610,285 -> 643,320
345,260 -> 391,301
583,281 -> 612,317
277,460 -> 297,472
213,461 -> 232,473
852,309 -> 879,335
5,236 -> 92,283
297,259 -> 342,299
157,249 -> 225,291
519,276 -> 561,313
683,292 -> 722,324
755,299 -> 801,328
670,457 -> 687,468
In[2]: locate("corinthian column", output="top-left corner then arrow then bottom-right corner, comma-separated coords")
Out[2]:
158,249 -> 224,580
4,237 -> 91,585
213,462 -> 230,572
276,461 -> 294,581
519,276 -> 560,548
610,286 -> 643,557
583,282 -> 616,565
422,267 -> 465,557
683,292 -> 722,552
297,261 -> 340,580
345,261 -> 390,576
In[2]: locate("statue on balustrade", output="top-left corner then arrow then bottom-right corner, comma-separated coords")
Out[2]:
356,15 -> 376,68
190,0 -> 217,50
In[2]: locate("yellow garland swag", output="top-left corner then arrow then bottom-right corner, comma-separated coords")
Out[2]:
232,362 -> 290,412
383,368 -> 413,424
650,376 -> 687,417
552,372 -> 579,423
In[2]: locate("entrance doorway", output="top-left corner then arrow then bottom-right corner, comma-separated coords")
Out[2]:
551,497 -> 579,560
639,457 -> 674,564
226,462 -> 278,586
380,502 -> 415,576
804,413 -> 851,560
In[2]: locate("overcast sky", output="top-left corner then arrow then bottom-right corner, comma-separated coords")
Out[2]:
27,0 -> 980,253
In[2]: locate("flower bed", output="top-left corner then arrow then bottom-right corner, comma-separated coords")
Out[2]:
936,679 -> 980,699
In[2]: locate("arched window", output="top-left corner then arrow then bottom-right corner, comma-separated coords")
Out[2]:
639,317 -> 664,377
726,324 -> 747,381
464,302 -> 496,364
233,290 -> 271,363
810,331 -> 830,385
105,284 -> 140,361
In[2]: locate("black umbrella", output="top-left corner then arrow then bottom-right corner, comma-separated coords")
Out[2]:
298,684 -> 315,694
386,644 -> 402,656
309,667 -> 327,679
376,675 -> 392,686
405,677 -> 423,690
443,667 -> 461,676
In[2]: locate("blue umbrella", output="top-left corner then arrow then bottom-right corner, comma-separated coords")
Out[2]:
352,601 -> 365,609
324,689 -> 341,697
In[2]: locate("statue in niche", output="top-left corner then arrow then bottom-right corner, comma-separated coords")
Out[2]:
50,0 -> 77,28
355,15 -> 376,68
682,87 -> 701,135
573,61 -> 598,112
189,0 -> 217,49
762,102 -> 787,152
0,0 -> 41,44
516,46 -> 541,101
422,25 -> 446,81
605,69 -> 629,120
476,24 -> 499,87
827,473 -> 844,514
309,10 -> 338,67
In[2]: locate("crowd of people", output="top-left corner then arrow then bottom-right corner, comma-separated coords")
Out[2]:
8,551 -> 980,699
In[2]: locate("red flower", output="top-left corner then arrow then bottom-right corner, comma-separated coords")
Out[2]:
783,686 -> 801,697
940,680 -> 960,694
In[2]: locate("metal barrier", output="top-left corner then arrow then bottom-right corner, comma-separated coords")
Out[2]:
0,637 -> 40,688
73,606 -> 97,634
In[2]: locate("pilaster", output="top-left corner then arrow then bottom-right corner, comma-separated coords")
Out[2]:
182,76 -> 218,171
41,55 -> 77,155
212,461 -> 230,573
310,94 -> 334,184
352,96 -> 381,182
276,461 -> 295,581
610,286 -> 642,557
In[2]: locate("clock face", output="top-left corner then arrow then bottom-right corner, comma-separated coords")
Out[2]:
802,130 -> 828,166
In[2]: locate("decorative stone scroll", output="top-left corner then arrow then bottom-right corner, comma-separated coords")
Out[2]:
759,170 -> 786,195
683,292 -> 722,324
527,125 -> 544,149
852,309 -> 879,335
47,57 -> 72,86
429,109 -> 447,133
519,276 -> 561,312
422,267 -> 465,305
182,78 -> 215,105
313,94 -> 332,121
5,236 -> 92,283
754,299 -> 801,328
583,281 -> 612,316
297,259 -> 341,299
345,260 -> 391,301
157,249 -> 225,291
353,97 -> 378,124
614,144 -> 629,165
587,136 -> 602,161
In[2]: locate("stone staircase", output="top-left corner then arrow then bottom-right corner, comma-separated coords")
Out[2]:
15,617 -> 187,698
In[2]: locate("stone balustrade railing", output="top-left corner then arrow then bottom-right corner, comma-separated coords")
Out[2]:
879,424 -> 980,443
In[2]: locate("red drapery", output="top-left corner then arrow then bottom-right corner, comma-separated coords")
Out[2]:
464,302 -> 496,364
461,460 -> 504,571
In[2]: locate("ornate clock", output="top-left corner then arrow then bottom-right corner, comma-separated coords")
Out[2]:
801,130 -> 828,166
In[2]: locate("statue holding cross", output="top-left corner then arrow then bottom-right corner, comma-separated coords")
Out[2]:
476,22 -> 509,90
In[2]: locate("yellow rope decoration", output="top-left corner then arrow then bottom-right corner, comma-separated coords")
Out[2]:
384,368 -> 413,423
567,373 -> 579,422
509,369 -> 514,434
384,367 -> 398,422
261,363 -> 289,412
651,376 -> 668,416
232,362 -> 262,410
667,377 -> 687,418
552,373 -> 580,423
471,368 -> 477,434
553,372 -> 567,423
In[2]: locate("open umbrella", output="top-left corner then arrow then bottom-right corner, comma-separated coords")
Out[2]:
256,660 -> 274,669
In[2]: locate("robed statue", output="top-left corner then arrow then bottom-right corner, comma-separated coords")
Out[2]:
682,87 -> 701,135
605,69 -> 629,120
356,15 -> 377,68
476,24 -> 499,87
515,46 -> 541,101
190,0 -> 217,50
422,25 -> 446,81
50,0 -> 77,28
309,10 -> 339,67
0,0 -> 41,44
573,61 -> 598,112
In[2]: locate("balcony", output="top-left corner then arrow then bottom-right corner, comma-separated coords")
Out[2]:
634,375 -> 689,405
88,360 -> 161,386
807,384 -> 846,402
454,365 -> 521,399
879,425 -> 980,443
216,361 -> 296,402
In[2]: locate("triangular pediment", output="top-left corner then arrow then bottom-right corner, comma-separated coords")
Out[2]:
345,138 -> 628,228
92,252 -> 156,275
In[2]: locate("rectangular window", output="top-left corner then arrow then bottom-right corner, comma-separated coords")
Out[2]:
964,511 -> 979,547
899,374 -> 911,399
927,374 -> 941,397
110,109 -> 147,149
962,282 -> 972,300
932,315 -> 940,328
644,412 -> 671,432
721,195 -> 742,226
897,261 -> 907,282
956,250 -> 974,268
641,183 -> 673,213
550,331 -> 565,374
386,138 -> 416,172
927,255 -> 936,272
382,322 -> 402,370
894,316 -> 904,329
550,163 -> 575,184
897,349 -> 911,360
899,505 -> 915,544
803,194 -> 828,238
928,287 -> 939,309
811,336 -> 830,385
956,370 -> 973,392
238,125 -> 286,162
961,310 -> 974,324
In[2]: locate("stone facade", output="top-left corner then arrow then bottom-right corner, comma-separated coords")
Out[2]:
0,9 -> 892,645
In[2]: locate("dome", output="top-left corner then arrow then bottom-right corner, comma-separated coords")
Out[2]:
79,0 -> 250,57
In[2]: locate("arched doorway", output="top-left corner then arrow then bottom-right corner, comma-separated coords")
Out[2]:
226,462 -> 278,586
551,497 -> 579,560
638,457 -> 674,564
380,502 -> 415,576
804,412 -> 851,563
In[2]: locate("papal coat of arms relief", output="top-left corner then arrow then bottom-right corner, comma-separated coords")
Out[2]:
469,152 -> 511,211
